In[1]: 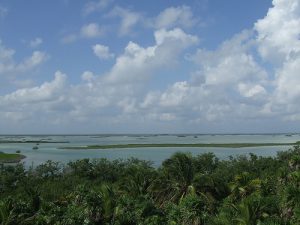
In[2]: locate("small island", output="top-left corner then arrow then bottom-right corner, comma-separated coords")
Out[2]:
0,151 -> 26,163
59,141 -> 300,150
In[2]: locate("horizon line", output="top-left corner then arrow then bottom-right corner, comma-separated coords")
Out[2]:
0,132 -> 299,136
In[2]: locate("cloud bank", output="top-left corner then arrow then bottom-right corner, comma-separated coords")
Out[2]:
1,0 -> 300,133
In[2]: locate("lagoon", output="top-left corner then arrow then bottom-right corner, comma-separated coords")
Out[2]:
0,134 -> 299,167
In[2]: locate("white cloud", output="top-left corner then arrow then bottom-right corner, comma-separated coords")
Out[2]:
53,28 -> 199,125
80,23 -> 104,38
0,41 -> 48,75
134,0 -> 300,125
275,58 -> 300,103
105,28 -> 198,83
254,0 -> 300,121
152,5 -> 198,29
154,28 -> 199,46
160,81 -> 189,107
5,28 -> 199,127
0,71 -> 66,105
138,30 -> 270,124
0,71 -> 69,126
192,31 -> 267,87
63,80 -> 130,122
3,1 -> 300,131
61,23 -> 104,43
140,91 -> 160,109
17,51 -> 48,72
109,6 -> 142,36
255,0 -> 300,64
238,83 -> 267,98
93,44 -> 114,60
83,0 -> 113,16
29,38 -> 43,48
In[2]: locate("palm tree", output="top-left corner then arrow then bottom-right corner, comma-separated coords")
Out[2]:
118,161 -> 156,197
150,152 -> 195,204
99,184 -> 119,224
229,172 -> 261,201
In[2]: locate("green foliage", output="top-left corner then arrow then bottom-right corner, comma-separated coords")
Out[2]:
0,152 -> 25,163
1,145 -> 300,224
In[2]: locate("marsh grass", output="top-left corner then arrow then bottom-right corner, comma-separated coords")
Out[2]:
60,142 -> 298,150
0,152 -> 26,163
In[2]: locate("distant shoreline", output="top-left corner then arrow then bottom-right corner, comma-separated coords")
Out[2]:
59,142 -> 299,150
0,133 -> 299,136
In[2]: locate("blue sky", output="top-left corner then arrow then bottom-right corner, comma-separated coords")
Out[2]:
0,0 -> 300,134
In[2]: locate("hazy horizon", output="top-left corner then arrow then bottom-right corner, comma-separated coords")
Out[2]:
0,132 -> 299,136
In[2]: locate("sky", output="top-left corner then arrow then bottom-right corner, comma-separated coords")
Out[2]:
0,0 -> 300,134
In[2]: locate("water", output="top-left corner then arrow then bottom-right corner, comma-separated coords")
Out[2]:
0,134 -> 299,167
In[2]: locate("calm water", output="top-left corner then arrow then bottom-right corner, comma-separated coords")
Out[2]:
0,134 -> 299,167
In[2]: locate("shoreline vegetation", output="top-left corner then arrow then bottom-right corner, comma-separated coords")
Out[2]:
0,140 -> 69,144
60,141 -> 300,149
0,152 -> 26,163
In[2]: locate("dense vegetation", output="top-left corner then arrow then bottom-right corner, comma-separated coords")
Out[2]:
1,145 -> 300,224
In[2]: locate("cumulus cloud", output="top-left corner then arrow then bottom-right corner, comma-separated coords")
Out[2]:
3,0 -> 300,131
0,71 -> 67,105
0,71 -> 69,127
93,44 -> 114,60
254,0 -> 300,121
148,0 -> 300,125
255,0 -> 300,64
152,5 -> 198,29
192,31 -> 268,87
138,30 -> 270,124
105,28 -> 198,83
136,0 -> 300,126
62,78 -> 136,124
0,28 -> 199,128
267,57 -> 300,120
275,58 -> 300,103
